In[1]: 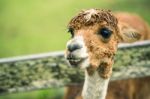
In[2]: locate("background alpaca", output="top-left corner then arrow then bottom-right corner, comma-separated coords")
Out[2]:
65,9 -> 150,99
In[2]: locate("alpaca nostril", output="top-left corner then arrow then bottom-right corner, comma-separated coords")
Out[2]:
68,43 -> 83,52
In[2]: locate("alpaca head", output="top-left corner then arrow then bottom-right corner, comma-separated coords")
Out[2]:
65,9 -> 141,77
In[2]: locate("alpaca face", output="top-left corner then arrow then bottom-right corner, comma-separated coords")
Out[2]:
66,9 -> 141,72
66,9 -> 119,70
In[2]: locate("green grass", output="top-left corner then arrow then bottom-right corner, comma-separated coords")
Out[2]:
0,88 -> 64,99
0,0 -> 149,58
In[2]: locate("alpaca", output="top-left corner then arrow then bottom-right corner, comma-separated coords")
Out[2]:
65,9 -> 150,99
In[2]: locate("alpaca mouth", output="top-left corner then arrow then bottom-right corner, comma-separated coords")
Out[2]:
69,58 -> 82,66
67,56 -> 88,66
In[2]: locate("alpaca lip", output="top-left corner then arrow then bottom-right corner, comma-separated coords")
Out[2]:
69,59 -> 82,66
67,57 -> 87,66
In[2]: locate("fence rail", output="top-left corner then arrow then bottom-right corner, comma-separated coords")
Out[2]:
0,40 -> 150,94
1,40 -> 150,64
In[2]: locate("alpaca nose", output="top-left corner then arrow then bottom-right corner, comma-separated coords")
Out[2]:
67,43 -> 82,52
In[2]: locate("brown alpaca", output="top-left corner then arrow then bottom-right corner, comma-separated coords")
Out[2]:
65,9 -> 150,99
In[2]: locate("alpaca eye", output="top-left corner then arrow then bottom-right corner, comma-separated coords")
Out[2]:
68,28 -> 74,38
99,28 -> 112,39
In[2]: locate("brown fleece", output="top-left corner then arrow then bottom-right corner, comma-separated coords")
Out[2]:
83,27 -> 117,78
68,9 -> 118,32
115,12 -> 150,40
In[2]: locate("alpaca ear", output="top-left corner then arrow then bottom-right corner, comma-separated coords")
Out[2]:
118,23 -> 141,43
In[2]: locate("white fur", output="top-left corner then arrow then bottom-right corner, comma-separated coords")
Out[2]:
66,36 -> 89,68
82,71 -> 110,99
84,9 -> 97,22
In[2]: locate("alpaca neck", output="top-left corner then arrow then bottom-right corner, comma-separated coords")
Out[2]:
82,70 -> 110,99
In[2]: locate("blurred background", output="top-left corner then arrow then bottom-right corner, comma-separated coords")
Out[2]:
0,0 -> 150,99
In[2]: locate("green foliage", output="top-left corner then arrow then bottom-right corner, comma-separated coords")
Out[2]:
114,47 -> 150,67
0,0 -> 150,57
0,59 -> 53,92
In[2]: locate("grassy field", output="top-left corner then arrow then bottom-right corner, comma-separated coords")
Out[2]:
0,0 -> 150,58
0,88 -> 64,99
